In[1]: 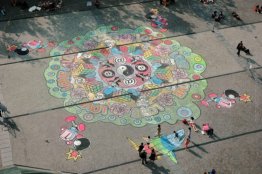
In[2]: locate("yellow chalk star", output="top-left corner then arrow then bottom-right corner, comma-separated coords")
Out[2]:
240,94 -> 252,103
66,149 -> 81,161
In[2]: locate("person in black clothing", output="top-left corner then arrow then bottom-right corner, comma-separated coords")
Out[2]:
0,4 -> 6,16
237,41 -> 252,56
138,143 -> 144,154
94,0 -> 100,8
140,150 -> 148,165
255,5 -> 261,14
149,148 -> 156,162
173,131 -> 179,138
237,41 -> 243,56
206,128 -> 214,137
211,11 -> 217,19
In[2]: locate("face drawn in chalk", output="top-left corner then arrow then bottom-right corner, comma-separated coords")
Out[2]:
60,116 -> 86,145
60,116 -> 90,161
200,89 -> 240,109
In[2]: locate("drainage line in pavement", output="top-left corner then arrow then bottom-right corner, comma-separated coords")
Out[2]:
6,66 -> 261,120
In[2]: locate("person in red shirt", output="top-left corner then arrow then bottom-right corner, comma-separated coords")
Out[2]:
184,137 -> 190,150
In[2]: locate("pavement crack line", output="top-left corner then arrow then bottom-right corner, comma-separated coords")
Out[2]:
5,66 -> 261,120
0,21 -> 262,67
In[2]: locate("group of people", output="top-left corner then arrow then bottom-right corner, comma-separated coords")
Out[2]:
255,5 -> 262,14
211,11 -> 225,23
200,0 -> 214,4
182,117 -> 214,150
138,142 -> 157,165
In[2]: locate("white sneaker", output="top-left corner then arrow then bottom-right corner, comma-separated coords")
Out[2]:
36,7 -> 41,11
29,6 -> 36,12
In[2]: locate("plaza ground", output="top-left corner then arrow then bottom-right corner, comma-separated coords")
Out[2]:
0,0 -> 262,173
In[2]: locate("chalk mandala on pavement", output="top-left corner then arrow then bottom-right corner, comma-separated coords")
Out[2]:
44,26 -> 207,127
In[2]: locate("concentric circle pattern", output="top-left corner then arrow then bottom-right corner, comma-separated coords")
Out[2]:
45,26 -> 207,127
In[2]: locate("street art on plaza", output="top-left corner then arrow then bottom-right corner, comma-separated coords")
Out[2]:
127,129 -> 185,164
200,89 -> 252,108
60,116 -> 90,161
45,26 -> 208,127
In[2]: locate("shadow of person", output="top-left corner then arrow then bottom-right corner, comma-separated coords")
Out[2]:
144,161 -> 171,174
210,133 -> 220,140
2,117 -> 20,138
5,118 -> 20,132
188,149 -> 202,158
191,141 -> 208,153
0,102 -> 10,114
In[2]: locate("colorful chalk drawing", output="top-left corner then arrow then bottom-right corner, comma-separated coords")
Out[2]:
127,129 -> 185,163
60,116 -> 90,161
200,89 -> 251,109
45,26 -> 207,127
150,129 -> 185,163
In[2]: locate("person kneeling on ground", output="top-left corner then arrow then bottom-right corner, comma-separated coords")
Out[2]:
202,123 -> 214,137
188,117 -> 199,132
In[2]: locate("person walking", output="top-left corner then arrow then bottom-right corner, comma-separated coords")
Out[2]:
157,124 -> 161,137
184,137 -> 190,150
139,150 -> 148,165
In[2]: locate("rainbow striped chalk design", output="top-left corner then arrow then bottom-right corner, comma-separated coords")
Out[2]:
150,129 -> 185,163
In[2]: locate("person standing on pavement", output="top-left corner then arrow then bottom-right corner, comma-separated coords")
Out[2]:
157,124 -> 161,137
237,41 -> 252,56
138,143 -> 144,154
173,130 -> 178,138
209,169 -> 216,174
0,102 -> 9,114
139,150 -> 148,165
237,41 -> 244,56
149,148 -> 156,162
188,127 -> 191,139
184,137 -> 190,150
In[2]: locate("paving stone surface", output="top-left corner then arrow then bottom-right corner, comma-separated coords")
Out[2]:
0,0 -> 261,173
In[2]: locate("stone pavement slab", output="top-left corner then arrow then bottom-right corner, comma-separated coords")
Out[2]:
0,23 -> 261,117
7,69 -> 262,173
0,0 -> 261,173
1,0 -> 262,63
